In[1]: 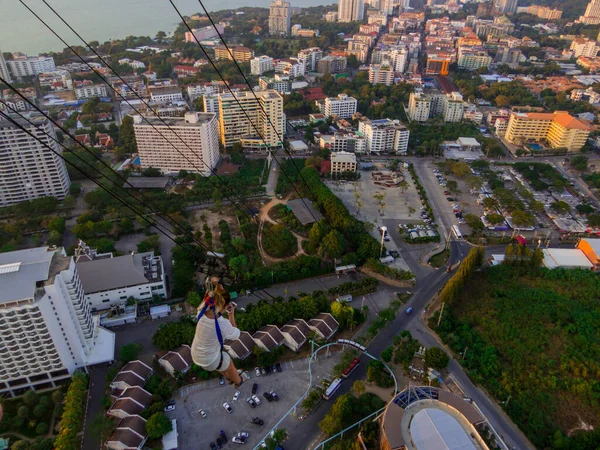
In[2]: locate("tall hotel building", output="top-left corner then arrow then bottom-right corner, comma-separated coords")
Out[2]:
0,247 -> 115,397
0,113 -> 70,207
338,0 -> 365,22
133,112 -> 220,175
269,0 -> 291,35
218,90 -> 285,150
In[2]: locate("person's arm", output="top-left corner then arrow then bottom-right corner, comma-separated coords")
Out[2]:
218,314 -> 240,341
227,304 -> 237,328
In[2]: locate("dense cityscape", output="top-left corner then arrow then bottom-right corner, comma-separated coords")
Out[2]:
1,0 -> 600,450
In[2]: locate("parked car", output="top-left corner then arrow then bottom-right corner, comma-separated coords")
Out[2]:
232,436 -> 246,445
216,437 -> 222,449
447,197 -> 455,201
233,391 -> 240,402
261,368 -> 267,376
220,430 -> 227,443
222,403 -> 233,414
263,392 -> 273,402
164,404 -> 175,412
270,391 -> 279,401
199,409 -> 207,418
210,443 -> 217,450
254,367 -> 261,377
275,363 -> 283,372
219,377 -> 225,386
406,307 -> 413,314
252,395 -> 262,405
252,417 -> 264,426
444,190 -> 451,195
238,432 -> 249,439
165,400 -> 176,406
252,383 -> 258,395
247,398 -> 256,408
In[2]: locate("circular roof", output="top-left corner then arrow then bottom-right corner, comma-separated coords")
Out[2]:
410,408 -> 477,450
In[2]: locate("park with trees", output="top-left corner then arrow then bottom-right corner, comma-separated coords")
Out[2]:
431,260 -> 600,449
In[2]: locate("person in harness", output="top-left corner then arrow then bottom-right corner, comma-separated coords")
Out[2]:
191,278 -> 248,388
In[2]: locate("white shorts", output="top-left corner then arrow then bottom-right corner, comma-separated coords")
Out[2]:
202,350 -> 231,372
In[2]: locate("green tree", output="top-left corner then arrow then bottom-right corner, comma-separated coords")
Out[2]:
186,291 -> 203,308
11,441 -> 30,450
145,413 -> 173,439
550,201 -> 570,215
52,390 -> 64,405
48,217 -> 66,234
152,318 -> 196,350
320,230 -> 345,260
570,155 -> 588,172
319,394 -> 355,436
486,213 -> 505,225
119,343 -> 143,363
331,301 -> 354,328
576,203 -> 594,214
212,188 -> 224,209
424,347 -> 450,370
352,380 -> 366,396
23,390 -> 38,408
511,210 -> 535,227
35,422 -> 48,435
464,213 -> 484,232
18,406 -> 30,418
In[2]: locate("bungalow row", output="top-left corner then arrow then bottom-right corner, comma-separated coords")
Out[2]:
226,313 -> 339,360
106,360 -> 153,450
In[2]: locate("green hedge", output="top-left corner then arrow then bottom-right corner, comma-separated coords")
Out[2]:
54,372 -> 88,450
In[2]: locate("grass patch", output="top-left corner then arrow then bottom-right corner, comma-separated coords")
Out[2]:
429,248 -> 449,268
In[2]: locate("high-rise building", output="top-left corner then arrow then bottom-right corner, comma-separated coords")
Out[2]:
218,90 -> 285,150
251,56 -> 275,75
214,45 -> 254,62
269,0 -> 291,36
317,56 -> 348,74
457,47 -> 492,71
6,54 -> 55,78
0,49 -> 12,83
0,247 -> 115,397
358,118 -> 410,154
494,0 -> 518,14
0,113 -> 70,207
297,47 -> 323,73
579,0 -> 600,24
441,92 -> 465,123
408,91 -> 432,122
322,94 -> 358,119
369,63 -> 394,85
330,151 -> 358,174
505,111 -> 593,152
133,112 -> 220,175
325,11 -> 339,22
338,0 -> 365,22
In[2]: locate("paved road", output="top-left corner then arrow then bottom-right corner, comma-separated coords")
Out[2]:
265,157 -> 280,197
280,239 -> 533,450
81,365 -> 109,450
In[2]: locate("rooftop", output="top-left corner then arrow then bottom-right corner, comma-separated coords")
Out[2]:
76,252 -> 162,294
133,112 -> 215,127
542,248 -> 593,269
124,177 -> 170,189
286,198 -> 323,226
0,247 -> 57,305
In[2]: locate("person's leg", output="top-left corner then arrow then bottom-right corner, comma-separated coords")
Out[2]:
220,359 -> 241,386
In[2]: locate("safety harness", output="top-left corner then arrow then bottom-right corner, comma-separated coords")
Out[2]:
196,290 -> 226,371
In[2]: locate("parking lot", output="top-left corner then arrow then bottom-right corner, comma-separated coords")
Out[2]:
173,355 -> 339,449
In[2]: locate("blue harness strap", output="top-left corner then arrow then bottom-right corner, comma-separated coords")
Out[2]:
197,293 -> 226,370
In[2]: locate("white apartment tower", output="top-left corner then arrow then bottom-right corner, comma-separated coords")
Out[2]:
251,56 -> 275,75
323,94 -> 358,119
297,47 -> 323,73
0,247 -> 115,397
133,112 -> 220,175
358,119 -> 410,154
269,0 -> 291,36
580,0 -> 600,24
442,92 -> 465,123
338,0 -> 365,22
7,55 -> 55,78
0,49 -> 12,83
407,91 -> 432,122
218,90 -> 285,150
0,113 -> 70,207
369,63 -> 394,85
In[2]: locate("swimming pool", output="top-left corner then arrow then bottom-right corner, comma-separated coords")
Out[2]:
528,143 -> 542,151
132,156 -> 141,165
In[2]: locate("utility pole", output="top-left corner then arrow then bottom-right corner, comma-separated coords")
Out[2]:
462,347 -> 468,360
379,226 -> 387,258
505,394 -> 511,408
437,302 -> 445,326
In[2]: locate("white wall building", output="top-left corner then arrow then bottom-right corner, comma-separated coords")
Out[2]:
118,59 -> 146,70
338,0 -> 365,22
149,88 -> 184,104
570,38 -> 600,58
0,113 -> 70,207
0,49 -> 12,83
442,92 -> 465,122
203,94 -> 219,116
74,241 -> 167,312
0,247 -> 115,397
297,47 -> 323,73
7,55 -> 55,78
184,24 -> 225,42
269,0 -> 291,35
251,56 -> 275,75
323,94 -> 358,118
275,58 -> 305,78
331,151 -> 358,174
74,82 -> 108,99
358,118 -> 410,154
369,63 -> 394,85
133,112 -> 220,175
407,91 -> 432,122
